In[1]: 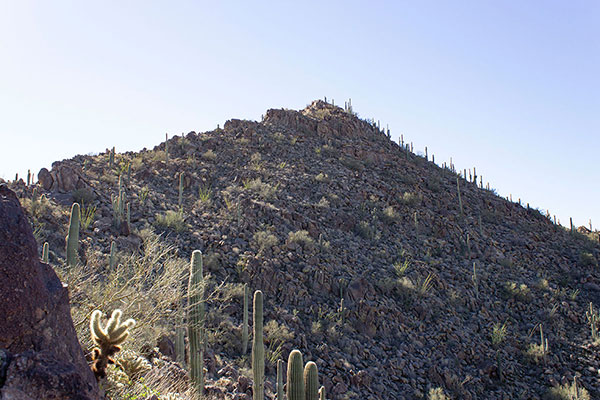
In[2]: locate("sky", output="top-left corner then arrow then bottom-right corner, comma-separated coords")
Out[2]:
1,0 -> 598,228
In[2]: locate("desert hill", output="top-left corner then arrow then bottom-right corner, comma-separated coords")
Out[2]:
5,99 -> 600,399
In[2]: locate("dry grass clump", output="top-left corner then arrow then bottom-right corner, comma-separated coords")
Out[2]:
104,355 -> 197,400
156,210 -> 187,232
58,229 -> 188,354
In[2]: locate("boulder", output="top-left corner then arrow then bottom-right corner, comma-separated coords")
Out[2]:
0,184 -> 99,399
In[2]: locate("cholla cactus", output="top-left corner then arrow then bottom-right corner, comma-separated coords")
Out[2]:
89,309 -> 136,381
114,349 -> 150,381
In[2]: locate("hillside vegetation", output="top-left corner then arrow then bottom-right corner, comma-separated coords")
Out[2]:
7,100 -> 600,400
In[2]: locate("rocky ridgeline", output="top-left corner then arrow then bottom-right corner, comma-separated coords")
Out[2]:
3,100 -> 600,399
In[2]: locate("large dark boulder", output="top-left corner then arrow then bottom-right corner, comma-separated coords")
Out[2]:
0,184 -> 99,399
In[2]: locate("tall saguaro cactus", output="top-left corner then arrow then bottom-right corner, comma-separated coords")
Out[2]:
304,361 -> 319,400
456,177 -> 464,216
188,250 -> 205,395
242,284 -> 249,355
165,133 -> 169,163
252,290 -> 265,400
109,241 -> 116,269
109,146 -> 115,168
287,350 -> 305,400
179,172 -> 185,210
277,359 -> 284,400
66,203 -> 80,266
42,242 -> 49,263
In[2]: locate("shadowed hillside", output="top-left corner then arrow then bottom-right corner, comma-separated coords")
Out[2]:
6,100 -> 600,400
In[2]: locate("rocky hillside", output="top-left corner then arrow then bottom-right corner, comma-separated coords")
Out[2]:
5,100 -> 600,399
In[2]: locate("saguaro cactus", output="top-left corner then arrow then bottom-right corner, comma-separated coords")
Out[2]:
42,242 -> 49,263
586,302 -> 599,341
319,386 -> 326,400
304,361 -> 319,400
277,359 -> 284,400
66,203 -> 80,266
109,147 -> 115,168
109,241 -> 116,269
252,290 -> 265,400
287,350 -> 305,400
188,250 -> 205,395
456,177 -> 464,216
165,133 -> 169,163
179,172 -> 184,209
242,284 -> 249,355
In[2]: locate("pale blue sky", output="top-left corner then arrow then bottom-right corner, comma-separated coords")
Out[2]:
1,1 -> 598,228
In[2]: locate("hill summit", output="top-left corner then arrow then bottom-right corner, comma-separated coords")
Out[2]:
5,99 -> 600,399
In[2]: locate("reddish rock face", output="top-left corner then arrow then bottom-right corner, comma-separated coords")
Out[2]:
0,184 -> 99,399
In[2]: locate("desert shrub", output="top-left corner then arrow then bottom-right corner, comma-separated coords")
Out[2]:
547,379 -> 589,400
382,206 -> 399,224
242,178 -> 277,200
155,210 -> 186,232
287,230 -> 315,250
399,191 -> 421,207
202,149 -> 216,161
340,156 -> 363,171
580,252 -> 598,268
503,281 -> 531,302
428,387 -> 449,400
253,230 -> 279,254
72,188 -> 95,204
21,195 -> 50,220
426,176 -> 441,192
525,342 -> 547,364
321,144 -> 337,158
355,220 -> 376,240
203,251 -> 221,272
316,197 -> 330,208
315,172 -> 329,183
